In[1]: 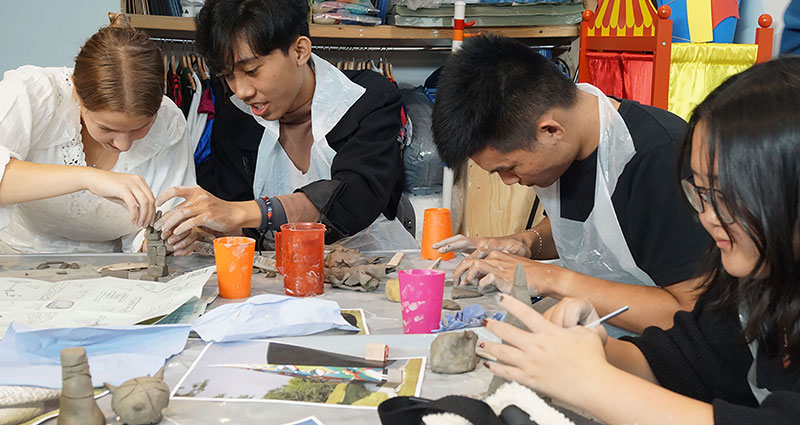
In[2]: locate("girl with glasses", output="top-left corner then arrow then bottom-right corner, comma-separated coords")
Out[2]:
480,56 -> 800,424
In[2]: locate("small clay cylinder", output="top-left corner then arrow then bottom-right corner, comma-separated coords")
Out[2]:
58,347 -> 104,425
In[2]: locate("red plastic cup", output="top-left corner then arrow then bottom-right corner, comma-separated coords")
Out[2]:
213,236 -> 256,299
420,208 -> 455,261
275,231 -> 284,274
280,222 -> 326,297
398,269 -> 445,334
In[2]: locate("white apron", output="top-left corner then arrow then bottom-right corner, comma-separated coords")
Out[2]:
535,84 -> 656,338
232,55 -> 417,251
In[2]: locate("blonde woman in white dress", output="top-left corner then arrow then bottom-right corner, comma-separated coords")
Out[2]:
0,14 -> 196,254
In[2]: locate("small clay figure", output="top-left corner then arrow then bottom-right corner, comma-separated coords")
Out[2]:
56,270 -> 68,275
429,331 -> 479,374
105,367 -> 169,425
488,263 -> 531,392
69,263 -> 80,269
58,347 -> 104,425
145,211 -> 168,278
451,287 -> 483,300
59,263 -> 70,269
442,299 -> 461,311
35,263 -> 49,270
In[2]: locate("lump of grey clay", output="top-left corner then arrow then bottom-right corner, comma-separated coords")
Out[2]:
451,287 -> 483,300
430,331 -> 479,374
442,299 -> 461,311
105,367 -> 169,425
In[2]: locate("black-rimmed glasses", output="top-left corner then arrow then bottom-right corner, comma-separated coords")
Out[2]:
681,177 -> 735,224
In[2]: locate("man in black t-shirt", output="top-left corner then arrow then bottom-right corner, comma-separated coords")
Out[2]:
431,35 -> 710,334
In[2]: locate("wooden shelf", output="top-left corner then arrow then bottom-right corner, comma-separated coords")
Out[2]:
127,14 -> 578,41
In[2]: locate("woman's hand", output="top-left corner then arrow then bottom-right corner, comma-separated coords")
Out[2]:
481,295 -> 611,405
543,297 -> 608,346
80,168 -> 156,228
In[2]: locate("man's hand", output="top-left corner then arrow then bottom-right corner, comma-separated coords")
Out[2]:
453,251 -> 572,296
433,234 -> 532,259
155,186 -> 255,241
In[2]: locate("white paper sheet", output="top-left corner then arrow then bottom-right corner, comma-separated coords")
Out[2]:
0,266 -> 215,338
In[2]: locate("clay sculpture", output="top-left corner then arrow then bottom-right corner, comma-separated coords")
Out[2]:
430,331 -> 479,374
145,211 -> 168,278
105,367 -> 169,425
488,263 -> 530,393
58,347 -> 104,425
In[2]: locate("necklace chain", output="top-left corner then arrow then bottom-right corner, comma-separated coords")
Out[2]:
89,149 -> 109,168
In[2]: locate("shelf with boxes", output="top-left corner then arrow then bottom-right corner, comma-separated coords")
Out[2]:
126,14 -> 579,44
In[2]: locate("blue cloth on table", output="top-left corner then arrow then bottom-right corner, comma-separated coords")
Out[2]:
434,304 -> 506,333
0,323 -> 190,388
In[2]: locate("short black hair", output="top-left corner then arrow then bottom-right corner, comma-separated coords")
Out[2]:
195,0 -> 310,75
431,35 -> 577,168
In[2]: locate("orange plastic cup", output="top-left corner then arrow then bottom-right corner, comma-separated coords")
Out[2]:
275,231 -> 284,274
213,236 -> 256,299
281,222 -> 326,297
420,208 -> 455,261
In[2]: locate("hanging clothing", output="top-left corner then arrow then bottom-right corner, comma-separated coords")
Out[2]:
194,80 -> 215,166
534,83 -> 708,337
205,54 -> 415,249
179,66 -> 194,118
167,68 -> 182,109
185,72 -> 207,153
623,284 -> 800,424
0,66 -> 196,253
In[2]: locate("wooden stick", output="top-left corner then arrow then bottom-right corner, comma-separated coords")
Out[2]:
387,252 -> 404,268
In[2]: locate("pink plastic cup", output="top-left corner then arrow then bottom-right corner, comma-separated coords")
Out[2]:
398,269 -> 445,334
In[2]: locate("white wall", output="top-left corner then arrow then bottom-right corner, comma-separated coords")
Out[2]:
0,0 -> 120,75
735,0 -> 791,55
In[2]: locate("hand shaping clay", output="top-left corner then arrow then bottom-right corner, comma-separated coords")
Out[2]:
58,347 -> 104,425
429,331 -> 479,374
105,367 -> 169,425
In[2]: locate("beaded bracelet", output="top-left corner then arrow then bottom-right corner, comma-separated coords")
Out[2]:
256,195 -> 274,232
524,228 -> 544,259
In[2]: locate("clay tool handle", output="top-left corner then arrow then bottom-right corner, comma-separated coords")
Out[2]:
585,306 -> 629,328
428,257 -> 442,270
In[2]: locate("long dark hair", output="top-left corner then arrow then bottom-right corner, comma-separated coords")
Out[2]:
679,57 -> 800,364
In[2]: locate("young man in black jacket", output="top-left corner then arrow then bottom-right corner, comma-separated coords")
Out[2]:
154,0 -> 415,251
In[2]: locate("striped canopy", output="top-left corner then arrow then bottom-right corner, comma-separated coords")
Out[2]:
588,0 -> 659,37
